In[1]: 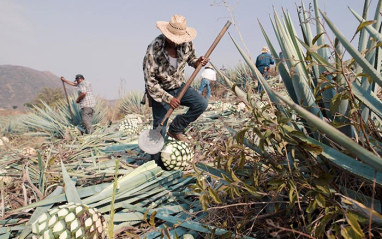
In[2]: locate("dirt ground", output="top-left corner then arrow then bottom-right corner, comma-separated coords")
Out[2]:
0,109 -> 26,117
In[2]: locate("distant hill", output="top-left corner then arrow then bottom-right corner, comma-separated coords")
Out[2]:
0,65 -> 63,110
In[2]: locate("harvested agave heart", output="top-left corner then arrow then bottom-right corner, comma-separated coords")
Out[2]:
31,202 -> 107,239
161,141 -> 194,171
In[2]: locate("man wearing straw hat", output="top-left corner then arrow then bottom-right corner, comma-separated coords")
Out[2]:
143,14 -> 209,145
255,46 -> 274,93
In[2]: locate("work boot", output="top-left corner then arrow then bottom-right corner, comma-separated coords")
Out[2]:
167,131 -> 191,144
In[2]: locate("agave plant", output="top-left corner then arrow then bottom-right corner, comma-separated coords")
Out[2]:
119,91 -> 151,117
192,0 -> 382,238
0,114 -> 29,135
256,0 -> 382,181
23,95 -> 108,138
228,62 -> 255,90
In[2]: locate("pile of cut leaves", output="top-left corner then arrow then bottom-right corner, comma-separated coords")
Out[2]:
0,92 -> 252,239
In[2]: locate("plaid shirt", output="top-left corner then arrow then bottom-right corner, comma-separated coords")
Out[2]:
77,80 -> 96,108
143,34 -> 199,104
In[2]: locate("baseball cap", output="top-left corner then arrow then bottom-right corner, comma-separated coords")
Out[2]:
74,74 -> 84,82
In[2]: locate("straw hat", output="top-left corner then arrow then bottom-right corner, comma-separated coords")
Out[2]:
156,15 -> 197,44
261,46 -> 269,53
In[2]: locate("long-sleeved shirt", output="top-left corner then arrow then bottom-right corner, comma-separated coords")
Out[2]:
143,34 -> 199,104
255,52 -> 274,74
77,80 -> 96,108
201,68 -> 216,81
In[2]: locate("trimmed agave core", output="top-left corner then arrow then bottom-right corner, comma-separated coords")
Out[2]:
161,141 -> 194,171
118,115 -> 142,135
31,202 -> 107,239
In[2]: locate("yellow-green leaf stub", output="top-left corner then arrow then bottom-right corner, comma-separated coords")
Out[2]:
355,20 -> 377,35
31,202 -> 107,239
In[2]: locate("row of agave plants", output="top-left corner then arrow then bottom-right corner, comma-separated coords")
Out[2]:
188,0 -> 382,238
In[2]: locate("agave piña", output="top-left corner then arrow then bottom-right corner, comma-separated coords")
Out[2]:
161,141 -> 194,171
31,202 -> 107,239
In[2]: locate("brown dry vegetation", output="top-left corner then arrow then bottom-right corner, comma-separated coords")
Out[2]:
0,109 -> 26,117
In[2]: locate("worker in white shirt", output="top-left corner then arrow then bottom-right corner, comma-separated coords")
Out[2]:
198,64 -> 217,101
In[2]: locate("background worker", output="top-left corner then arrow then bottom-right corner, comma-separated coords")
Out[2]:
198,64 -> 216,101
255,46 -> 274,93
60,74 -> 96,134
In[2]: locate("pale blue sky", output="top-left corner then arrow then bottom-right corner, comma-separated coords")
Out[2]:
0,0 -> 377,100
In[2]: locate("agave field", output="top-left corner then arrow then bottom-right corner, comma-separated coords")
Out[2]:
2,0 -> 382,238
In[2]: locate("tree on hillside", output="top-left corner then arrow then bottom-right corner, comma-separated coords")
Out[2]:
24,87 -> 65,109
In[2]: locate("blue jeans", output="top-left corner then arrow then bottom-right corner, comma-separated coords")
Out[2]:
151,84 -> 208,166
198,78 -> 211,100
152,83 -> 208,137
257,69 -> 269,94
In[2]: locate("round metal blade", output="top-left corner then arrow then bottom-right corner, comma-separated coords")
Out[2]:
138,129 -> 164,154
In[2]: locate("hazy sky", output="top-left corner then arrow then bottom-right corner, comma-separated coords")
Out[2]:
0,0 -> 376,100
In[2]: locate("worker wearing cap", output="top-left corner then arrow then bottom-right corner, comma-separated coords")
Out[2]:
255,46 -> 274,93
61,74 -> 96,134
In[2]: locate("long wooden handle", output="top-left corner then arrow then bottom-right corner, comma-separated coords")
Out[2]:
160,20 -> 232,126
62,81 -> 74,123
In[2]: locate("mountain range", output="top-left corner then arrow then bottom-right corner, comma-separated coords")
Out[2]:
0,65 -> 63,110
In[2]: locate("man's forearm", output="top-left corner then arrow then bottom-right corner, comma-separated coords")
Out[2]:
61,77 -> 77,86
76,93 -> 86,103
